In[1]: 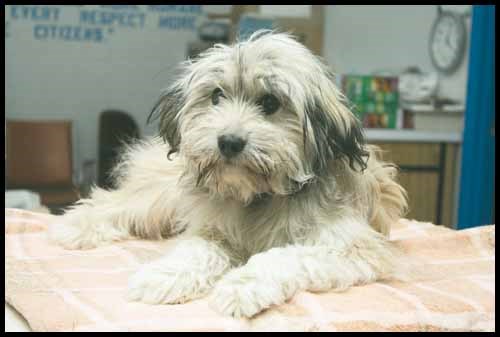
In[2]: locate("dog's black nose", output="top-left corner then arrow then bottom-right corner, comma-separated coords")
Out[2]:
218,134 -> 246,158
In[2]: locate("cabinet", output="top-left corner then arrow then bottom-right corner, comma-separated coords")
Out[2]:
371,142 -> 459,228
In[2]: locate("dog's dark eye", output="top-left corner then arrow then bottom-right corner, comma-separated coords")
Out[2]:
258,94 -> 280,115
211,88 -> 225,105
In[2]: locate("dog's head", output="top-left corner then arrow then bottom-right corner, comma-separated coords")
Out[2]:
149,30 -> 368,204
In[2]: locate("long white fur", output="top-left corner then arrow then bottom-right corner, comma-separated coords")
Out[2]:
49,30 -> 408,318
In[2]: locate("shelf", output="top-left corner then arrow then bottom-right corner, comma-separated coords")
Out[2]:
364,129 -> 462,143
402,105 -> 465,115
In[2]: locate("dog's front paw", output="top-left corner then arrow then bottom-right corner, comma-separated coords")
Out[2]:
209,267 -> 285,318
127,261 -> 214,305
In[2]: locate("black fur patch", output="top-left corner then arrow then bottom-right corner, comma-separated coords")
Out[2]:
304,99 -> 369,175
147,86 -> 185,158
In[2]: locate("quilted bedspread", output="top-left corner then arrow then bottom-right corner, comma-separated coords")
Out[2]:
4,208 -> 495,332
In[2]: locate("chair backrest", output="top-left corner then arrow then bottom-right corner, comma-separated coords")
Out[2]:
6,120 -> 73,188
98,110 -> 140,189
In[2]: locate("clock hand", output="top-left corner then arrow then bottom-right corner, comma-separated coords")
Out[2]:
446,35 -> 452,48
446,25 -> 455,49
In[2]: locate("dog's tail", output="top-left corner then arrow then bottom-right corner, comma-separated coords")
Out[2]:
364,145 -> 408,237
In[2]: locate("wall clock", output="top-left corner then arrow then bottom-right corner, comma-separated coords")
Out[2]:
429,6 -> 467,74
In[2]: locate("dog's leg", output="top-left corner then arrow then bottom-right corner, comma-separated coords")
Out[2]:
48,182 -> 181,250
127,236 -> 232,304
48,195 -> 130,250
209,223 -> 398,318
49,139 -> 183,250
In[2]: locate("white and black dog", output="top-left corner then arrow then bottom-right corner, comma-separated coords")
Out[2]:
50,30 -> 408,318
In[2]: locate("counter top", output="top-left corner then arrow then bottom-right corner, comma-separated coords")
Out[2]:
364,129 -> 462,143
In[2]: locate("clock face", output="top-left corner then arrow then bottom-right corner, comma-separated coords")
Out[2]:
430,12 -> 466,73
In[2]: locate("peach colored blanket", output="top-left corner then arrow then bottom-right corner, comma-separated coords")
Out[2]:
5,208 -> 495,332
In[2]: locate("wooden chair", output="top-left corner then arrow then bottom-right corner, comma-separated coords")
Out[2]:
6,120 -> 80,212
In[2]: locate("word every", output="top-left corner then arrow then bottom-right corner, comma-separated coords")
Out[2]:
10,5 -> 60,22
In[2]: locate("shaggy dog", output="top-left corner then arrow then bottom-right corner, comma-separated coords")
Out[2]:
50,30 -> 408,318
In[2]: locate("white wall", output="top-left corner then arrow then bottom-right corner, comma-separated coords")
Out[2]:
5,5 -> 204,179
323,5 -> 471,102
6,5 -> 471,181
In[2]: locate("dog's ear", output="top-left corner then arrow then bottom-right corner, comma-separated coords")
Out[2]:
147,85 -> 185,157
303,70 -> 369,175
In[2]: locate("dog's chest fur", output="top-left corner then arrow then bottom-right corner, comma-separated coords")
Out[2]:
179,185 -> 340,263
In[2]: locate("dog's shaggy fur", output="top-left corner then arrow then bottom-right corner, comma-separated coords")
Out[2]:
49,31 -> 408,318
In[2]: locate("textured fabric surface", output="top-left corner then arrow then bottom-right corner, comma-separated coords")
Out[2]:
4,208 -> 495,332
5,302 -> 30,332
